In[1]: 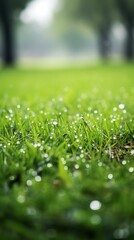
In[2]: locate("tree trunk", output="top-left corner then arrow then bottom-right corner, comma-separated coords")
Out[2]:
98,28 -> 110,59
0,0 -> 15,66
125,23 -> 134,60
116,0 -> 134,60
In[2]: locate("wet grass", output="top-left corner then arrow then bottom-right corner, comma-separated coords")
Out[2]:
0,63 -> 134,240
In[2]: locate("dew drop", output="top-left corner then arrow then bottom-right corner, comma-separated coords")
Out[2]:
129,167 -> 134,173
35,176 -> 42,182
122,160 -> 127,165
75,164 -> 79,170
90,214 -> 101,225
119,104 -> 125,109
47,163 -> 53,168
26,180 -> 32,186
108,174 -> 113,180
53,120 -> 58,126
17,195 -> 25,203
130,150 -> 134,155
90,200 -> 102,211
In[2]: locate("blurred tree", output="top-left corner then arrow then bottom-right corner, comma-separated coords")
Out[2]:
116,0 -> 134,60
59,0 -> 115,59
0,0 -> 31,66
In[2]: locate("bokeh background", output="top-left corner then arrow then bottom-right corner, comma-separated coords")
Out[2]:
0,0 -> 134,67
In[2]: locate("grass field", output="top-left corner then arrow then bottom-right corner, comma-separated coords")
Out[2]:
0,63 -> 134,240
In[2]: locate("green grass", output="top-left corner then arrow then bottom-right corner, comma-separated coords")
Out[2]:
0,63 -> 134,240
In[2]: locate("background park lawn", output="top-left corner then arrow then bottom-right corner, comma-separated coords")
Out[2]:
0,63 -> 134,240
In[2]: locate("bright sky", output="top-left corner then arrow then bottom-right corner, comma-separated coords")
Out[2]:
20,0 -> 59,26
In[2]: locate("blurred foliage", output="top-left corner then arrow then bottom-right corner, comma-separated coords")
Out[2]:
60,0 -> 134,28
58,0 -> 134,59
11,0 -> 32,12
116,0 -> 134,22
116,0 -> 134,18
59,0 -> 116,31
57,0 -> 117,58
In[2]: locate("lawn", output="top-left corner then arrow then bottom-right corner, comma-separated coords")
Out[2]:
0,63 -> 134,240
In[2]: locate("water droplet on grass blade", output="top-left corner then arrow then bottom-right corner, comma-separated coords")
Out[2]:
52,120 -> 58,126
108,174 -> 113,180
114,227 -> 129,239
119,104 -> 125,109
90,200 -> 101,210
131,150 -> 134,155
27,207 -> 36,216
64,166 -> 68,171
113,107 -> 117,112
47,163 -> 53,168
94,110 -> 98,114
17,104 -> 20,109
17,195 -> 25,203
42,153 -> 48,158
86,164 -> 90,168
35,176 -> 42,182
75,164 -> 79,170
90,214 -> 101,225
129,167 -> 134,173
26,180 -> 32,186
